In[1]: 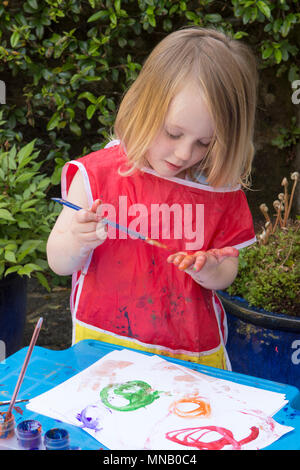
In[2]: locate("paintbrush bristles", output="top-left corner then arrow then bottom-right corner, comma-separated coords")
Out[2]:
145,238 -> 168,250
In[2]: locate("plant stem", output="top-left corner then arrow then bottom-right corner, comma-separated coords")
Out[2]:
286,177 -> 298,222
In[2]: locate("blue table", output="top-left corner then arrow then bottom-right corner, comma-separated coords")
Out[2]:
1,339 -> 300,450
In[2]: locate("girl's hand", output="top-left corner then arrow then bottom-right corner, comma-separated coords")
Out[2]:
167,247 -> 239,272
70,199 -> 108,255
167,247 -> 239,289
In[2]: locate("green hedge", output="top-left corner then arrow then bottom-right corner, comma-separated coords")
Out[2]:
0,0 -> 299,185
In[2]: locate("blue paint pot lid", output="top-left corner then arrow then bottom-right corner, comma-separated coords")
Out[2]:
44,428 -> 70,450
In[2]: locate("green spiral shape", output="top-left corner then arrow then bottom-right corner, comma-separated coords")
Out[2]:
100,380 -> 160,411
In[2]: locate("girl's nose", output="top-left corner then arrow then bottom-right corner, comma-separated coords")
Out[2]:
174,140 -> 193,162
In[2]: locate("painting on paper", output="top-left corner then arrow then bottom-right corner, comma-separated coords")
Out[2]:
27,349 -> 293,450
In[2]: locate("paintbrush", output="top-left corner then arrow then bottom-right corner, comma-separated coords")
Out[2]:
0,399 -> 29,407
5,317 -> 43,421
51,197 -> 168,250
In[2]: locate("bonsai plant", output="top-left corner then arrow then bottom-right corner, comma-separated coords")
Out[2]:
218,172 -> 300,388
0,134 -> 59,356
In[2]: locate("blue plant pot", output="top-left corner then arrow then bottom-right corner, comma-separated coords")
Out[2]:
0,273 -> 27,359
218,290 -> 300,389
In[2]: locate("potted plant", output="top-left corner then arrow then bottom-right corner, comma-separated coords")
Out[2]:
218,172 -> 300,388
0,136 -> 58,358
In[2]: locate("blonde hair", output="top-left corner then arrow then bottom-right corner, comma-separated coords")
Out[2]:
114,27 -> 258,188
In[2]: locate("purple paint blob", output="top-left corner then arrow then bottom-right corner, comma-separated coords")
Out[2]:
76,404 -> 111,431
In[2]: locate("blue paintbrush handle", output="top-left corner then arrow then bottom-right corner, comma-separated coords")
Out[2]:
51,198 -> 81,211
51,198 -> 147,241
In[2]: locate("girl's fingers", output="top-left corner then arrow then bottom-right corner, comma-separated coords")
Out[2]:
167,252 -> 195,270
75,218 -> 98,233
80,231 -> 102,242
76,200 -> 102,223
192,253 -> 207,272
76,209 -> 98,223
208,247 -> 239,262
167,247 -> 239,273
178,255 -> 196,271
91,198 -> 102,213
69,200 -> 108,250
218,246 -> 239,258
167,251 -> 188,263
96,219 -> 108,241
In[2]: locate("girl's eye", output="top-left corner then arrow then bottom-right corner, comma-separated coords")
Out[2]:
165,129 -> 181,139
197,141 -> 210,148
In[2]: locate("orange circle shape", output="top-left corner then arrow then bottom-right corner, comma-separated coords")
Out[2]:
170,396 -> 211,418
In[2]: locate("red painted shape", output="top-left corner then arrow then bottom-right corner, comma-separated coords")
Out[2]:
165,425 -> 259,450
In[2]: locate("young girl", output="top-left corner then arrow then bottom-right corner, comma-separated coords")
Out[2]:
47,27 -> 257,370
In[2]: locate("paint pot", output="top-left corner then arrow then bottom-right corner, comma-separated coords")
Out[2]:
16,419 -> 42,449
0,412 -> 15,439
44,428 -> 70,450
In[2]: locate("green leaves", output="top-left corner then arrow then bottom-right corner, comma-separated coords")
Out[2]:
271,117 -> 300,149
87,10 -> 109,23
0,138 -> 57,287
257,1 -> 271,19
0,209 -> 15,222
1,0 -> 299,170
0,0 -> 299,295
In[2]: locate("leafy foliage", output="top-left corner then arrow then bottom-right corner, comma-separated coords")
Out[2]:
271,116 -> 300,150
0,1 -> 299,292
0,123 -> 60,287
0,0 -> 299,175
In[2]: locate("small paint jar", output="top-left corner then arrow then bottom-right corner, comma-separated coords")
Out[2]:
16,419 -> 42,450
44,428 -> 70,450
0,412 -> 15,439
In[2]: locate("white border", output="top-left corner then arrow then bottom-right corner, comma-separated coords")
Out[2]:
61,160 -> 95,344
233,236 -> 257,250
105,139 -> 241,193
212,293 -> 232,371
141,167 -> 241,193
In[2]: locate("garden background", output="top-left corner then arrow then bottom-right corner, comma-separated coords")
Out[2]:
0,0 -> 299,350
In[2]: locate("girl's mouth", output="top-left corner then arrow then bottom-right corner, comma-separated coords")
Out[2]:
165,161 -> 182,171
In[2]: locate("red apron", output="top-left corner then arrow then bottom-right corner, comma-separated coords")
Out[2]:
61,144 -> 256,369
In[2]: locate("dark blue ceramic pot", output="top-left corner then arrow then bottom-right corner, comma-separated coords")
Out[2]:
218,290 -> 300,390
0,273 -> 27,359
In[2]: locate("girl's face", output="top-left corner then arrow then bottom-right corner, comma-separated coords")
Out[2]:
146,83 -> 215,178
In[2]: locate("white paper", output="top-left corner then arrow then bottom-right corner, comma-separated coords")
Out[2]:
27,349 -> 293,450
